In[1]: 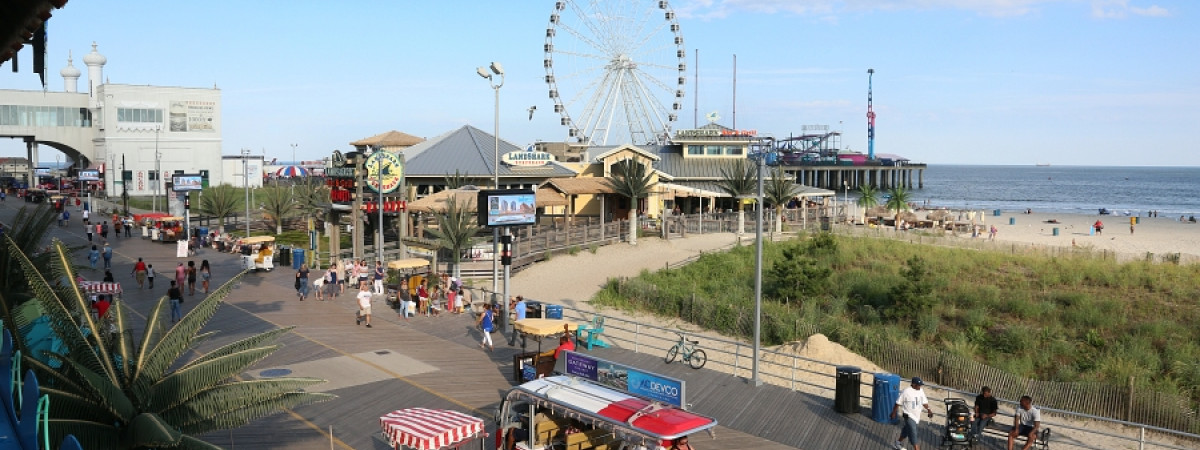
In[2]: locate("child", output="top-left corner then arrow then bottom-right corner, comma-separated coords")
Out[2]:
146,264 -> 156,289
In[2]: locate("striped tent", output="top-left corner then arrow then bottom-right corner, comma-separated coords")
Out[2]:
379,408 -> 483,450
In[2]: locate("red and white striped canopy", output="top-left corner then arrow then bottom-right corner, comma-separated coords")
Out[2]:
379,408 -> 483,450
80,281 -> 122,294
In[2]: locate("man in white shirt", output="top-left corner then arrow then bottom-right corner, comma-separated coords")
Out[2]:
1007,396 -> 1041,450
356,285 -> 373,328
890,377 -> 934,450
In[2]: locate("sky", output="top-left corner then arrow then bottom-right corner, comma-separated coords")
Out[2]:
0,0 -> 1196,166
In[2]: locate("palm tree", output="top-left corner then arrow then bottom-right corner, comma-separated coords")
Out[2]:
856,185 -> 880,225
763,168 -> 798,235
715,159 -> 756,236
0,204 -> 62,357
292,179 -> 329,234
885,187 -> 913,229
427,196 -> 480,278
5,239 -> 332,449
443,169 -> 474,190
197,185 -> 243,235
258,185 -> 294,234
605,159 -> 654,246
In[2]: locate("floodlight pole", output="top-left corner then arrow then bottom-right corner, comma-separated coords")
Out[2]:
242,148 -> 251,237
478,61 -> 506,331
752,137 -> 770,387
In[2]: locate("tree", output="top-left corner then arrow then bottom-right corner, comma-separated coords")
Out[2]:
885,187 -> 913,230
856,184 -> 879,225
605,159 -> 654,246
763,168 -> 798,235
197,185 -> 243,235
443,169 -> 474,190
5,239 -> 333,449
0,205 -> 63,358
258,186 -> 294,234
714,159 -> 756,236
292,179 -> 329,234
886,255 -> 935,322
767,245 -> 831,304
427,196 -> 480,278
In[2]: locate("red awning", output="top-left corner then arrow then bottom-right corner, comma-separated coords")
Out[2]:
379,408 -> 483,450
80,281 -> 122,294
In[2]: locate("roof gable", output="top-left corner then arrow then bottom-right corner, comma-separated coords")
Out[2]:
349,130 -> 425,147
405,125 -> 577,179
591,144 -> 661,163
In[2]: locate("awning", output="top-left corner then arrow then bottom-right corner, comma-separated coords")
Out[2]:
388,258 -> 430,271
655,182 -> 724,198
79,281 -> 122,295
379,408 -> 483,450
542,177 -> 618,196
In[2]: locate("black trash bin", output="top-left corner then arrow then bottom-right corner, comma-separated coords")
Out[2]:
525,300 -> 543,319
835,365 -> 862,413
278,246 -> 291,267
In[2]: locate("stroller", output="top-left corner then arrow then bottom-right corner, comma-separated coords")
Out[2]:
940,398 -> 976,448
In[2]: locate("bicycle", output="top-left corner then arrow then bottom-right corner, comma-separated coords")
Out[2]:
665,332 -> 707,369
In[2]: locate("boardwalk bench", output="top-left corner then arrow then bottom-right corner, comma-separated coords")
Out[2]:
980,422 -> 1051,450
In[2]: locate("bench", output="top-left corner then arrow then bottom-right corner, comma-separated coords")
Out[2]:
563,429 -> 612,450
981,422 -> 1051,450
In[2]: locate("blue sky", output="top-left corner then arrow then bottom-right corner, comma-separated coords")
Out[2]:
1,0 -> 1195,166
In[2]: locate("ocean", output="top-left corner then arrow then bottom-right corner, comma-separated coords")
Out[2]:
908,165 -> 1200,217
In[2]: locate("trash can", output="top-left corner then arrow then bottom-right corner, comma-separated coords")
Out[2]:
545,304 -> 563,320
835,365 -> 862,414
197,226 -> 209,239
871,373 -> 901,423
525,300 -> 543,319
993,209 -> 1001,216
1009,217 -> 1016,225
292,248 -> 306,269
1053,227 -> 1060,236
820,216 -> 831,231
278,246 -> 291,267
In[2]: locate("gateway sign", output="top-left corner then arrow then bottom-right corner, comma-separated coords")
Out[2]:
502,151 -> 554,167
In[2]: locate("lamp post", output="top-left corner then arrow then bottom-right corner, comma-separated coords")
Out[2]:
477,61 -> 506,329
153,126 -> 161,213
843,181 -> 850,224
751,137 -> 772,387
368,145 -> 384,264
242,148 -> 251,237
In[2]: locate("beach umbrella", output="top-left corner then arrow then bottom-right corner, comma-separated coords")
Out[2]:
276,166 -> 309,178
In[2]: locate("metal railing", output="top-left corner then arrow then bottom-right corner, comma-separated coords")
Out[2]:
555,305 -> 1200,450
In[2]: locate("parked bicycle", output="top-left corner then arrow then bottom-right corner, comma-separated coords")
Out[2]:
665,332 -> 707,369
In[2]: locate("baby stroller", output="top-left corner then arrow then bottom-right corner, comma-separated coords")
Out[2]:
940,398 -> 976,448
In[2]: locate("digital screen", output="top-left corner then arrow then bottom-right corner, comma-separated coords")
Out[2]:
35,167 -> 51,176
78,169 -> 101,181
172,175 -> 203,191
477,189 -> 536,227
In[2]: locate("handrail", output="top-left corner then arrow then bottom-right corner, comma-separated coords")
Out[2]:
559,305 -> 1200,450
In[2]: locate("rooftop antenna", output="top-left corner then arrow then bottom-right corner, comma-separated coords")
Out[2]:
732,54 -> 737,130
867,68 -> 876,160
693,49 -> 699,128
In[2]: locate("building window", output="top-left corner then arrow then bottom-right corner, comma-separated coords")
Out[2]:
116,107 -> 163,124
705,145 -> 722,155
687,145 -> 703,155
0,105 -> 92,127
726,145 -> 744,155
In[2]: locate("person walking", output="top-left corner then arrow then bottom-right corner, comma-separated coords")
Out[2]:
325,265 -> 338,300
447,288 -> 458,315
186,261 -> 197,296
132,257 -> 148,289
296,264 -> 310,301
356,285 -> 373,328
82,208 -> 89,225
199,260 -> 211,294
101,221 -> 109,240
314,269 -> 326,301
87,245 -> 100,269
174,263 -> 186,291
989,225 -> 998,241
146,264 -> 156,289
124,218 -> 132,237
476,303 -> 495,352
85,222 -> 93,242
373,261 -> 385,295
102,242 -> 113,270
357,260 -> 369,291
57,210 -> 65,227
891,377 -> 934,450
336,259 -> 347,294
167,280 -> 183,323
509,296 -> 527,345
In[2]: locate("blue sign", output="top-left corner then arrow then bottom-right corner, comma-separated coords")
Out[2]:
564,351 -> 598,379
556,351 -> 686,409
627,370 -> 683,408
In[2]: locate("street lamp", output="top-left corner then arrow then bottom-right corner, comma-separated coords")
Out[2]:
477,61 -> 506,328
242,148 -> 251,237
843,181 -> 850,224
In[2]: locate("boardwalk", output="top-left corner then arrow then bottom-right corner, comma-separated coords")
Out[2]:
0,201 -> 1061,450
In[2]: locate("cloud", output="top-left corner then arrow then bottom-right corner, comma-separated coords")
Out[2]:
1091,0 -> 1169,18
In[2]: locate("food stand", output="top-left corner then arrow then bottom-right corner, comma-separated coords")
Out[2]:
239,236 -> 276,271
511,319 -> 579,382
150,216 -> 186,242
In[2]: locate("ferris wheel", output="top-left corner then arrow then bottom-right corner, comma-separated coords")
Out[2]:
544,0 -> 687,146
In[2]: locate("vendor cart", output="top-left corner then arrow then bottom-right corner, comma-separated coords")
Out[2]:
380,407 -> 484,450
239,236 -> 276,272
151,216 -> 186,243
511,319 -> 579,382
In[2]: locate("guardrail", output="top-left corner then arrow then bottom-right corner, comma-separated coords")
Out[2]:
555,305 -> 1200,450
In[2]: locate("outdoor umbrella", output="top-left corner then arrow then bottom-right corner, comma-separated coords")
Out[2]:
276,166 -> 309,177
379,408 -> 484,450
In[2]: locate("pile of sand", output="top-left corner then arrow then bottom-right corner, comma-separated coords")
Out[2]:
765,334 -> 884,374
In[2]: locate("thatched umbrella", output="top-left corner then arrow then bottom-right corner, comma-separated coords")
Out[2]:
927,209 -> 954,222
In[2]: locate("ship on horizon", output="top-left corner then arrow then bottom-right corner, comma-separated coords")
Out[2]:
1036,162 -> 1051,167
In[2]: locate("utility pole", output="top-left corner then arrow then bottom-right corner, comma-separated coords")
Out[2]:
121,154 -> 128,214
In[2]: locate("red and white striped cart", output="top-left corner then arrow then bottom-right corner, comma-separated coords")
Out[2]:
379,408 -> 484,450
79,281 -> 123,298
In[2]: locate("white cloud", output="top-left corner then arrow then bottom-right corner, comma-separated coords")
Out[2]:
1091,0 -> 1169,18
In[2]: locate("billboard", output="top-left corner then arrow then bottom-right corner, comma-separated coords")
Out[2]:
78,169 -> 101,181
477,189 -> 536,227
34,167 -> 50,176
556,351 -> 686,408
171,174 -> 203,191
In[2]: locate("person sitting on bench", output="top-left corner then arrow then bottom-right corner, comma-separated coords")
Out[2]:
540,335 -> 576,361
974,386 -> 999,436
1007,395 -> 1041,450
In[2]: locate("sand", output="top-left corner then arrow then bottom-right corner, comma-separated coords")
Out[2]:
505,217 -> 1199,449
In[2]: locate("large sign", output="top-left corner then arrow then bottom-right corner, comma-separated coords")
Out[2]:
477,189 -> 536,227
171,174 -> 203,191
557,351 -> 686,409
169,100 -> 216,132
674,128 -> 757,139
34,167 -> 50,176
365,151 -> 402,194
78,169 -> 101,181
502,151 -> 554,167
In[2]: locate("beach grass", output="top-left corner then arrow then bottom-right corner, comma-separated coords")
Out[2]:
593,232 -> 1200,401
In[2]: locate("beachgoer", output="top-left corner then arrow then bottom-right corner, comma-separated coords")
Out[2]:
476,303 -> 495,352
88,245 -> 100,269
146,264 -> 155,289
973,386 -> 999,436
356,285 -> 373,327
85,222 -> 93,242
1006,396 -> 1041,450
374,261 -> 385,294
314,269 -> 326,301
448,288 -> 459,314
417,281 -> 429,317
102,269 -> 114,282
891,377 -> 933,450
186,261 -> 197,296
458,288 -> 470,313
132,257 -> 148,289
167,281 -> 183,323
102,242 -> 113,269
175,263 -> 186,292
296,264 -> 310,301
325,265 -> 338,299
101,221 -> 109,239
989,225 -> 997,241
200,260 -> 211,294
357,260 -> 369,291
82,209 -> 89,224
1093,220 -> 1104,235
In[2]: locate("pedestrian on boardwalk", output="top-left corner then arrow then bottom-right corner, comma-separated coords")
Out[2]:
103,269 -> 115,282
174,263 -> 186,291
82,209 -> 89,224
374,261 -> 385,294
891,377 -> 934,450
57,210 -> 65,227
186,261 -> 197,296
101,221 -> 109,239
167,280 -> 183,323
296,264 -> 310,301
476,303 -> 495,352
200,260 -> 211,294
458,288 -> 471,314
357,260 -> 369,291
132,257 -> 148,289
95,222 -> 101,239
146,264 -> 156,289
87,245 -> 99,269
447,288 -> 458,315
325,265 -> 338,300
356,285 -> 373,327
336,259 -> 347,294
85,222 -> 93,242
124,218 -> 132,237
102,242 -> 113,269
314,270 -> 326,301
417,280 -> 429,317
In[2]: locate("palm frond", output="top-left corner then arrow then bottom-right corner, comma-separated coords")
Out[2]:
715,159 -> 757,199
605,159 -> 654,201
45,419 -> 121,450
133,295 -> 170,392
41,386 -> 122,422
179,328 -> 291,372
163,377 -> 328,428
108,302 -> 135,385
177,434 -> 227,450
127,412 -> 183,448
175,390 -> 335,435
60,357 -> 137,421
149,346 -> 281,412
23,356 -> 87,395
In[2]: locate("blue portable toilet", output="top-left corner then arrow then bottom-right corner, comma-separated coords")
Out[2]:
872,373 -> 901,423
292,248 -> 306,269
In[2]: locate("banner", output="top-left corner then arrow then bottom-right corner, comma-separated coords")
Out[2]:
558,351 -> 686,408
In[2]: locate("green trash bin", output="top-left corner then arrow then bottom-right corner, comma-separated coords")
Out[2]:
1053,227 -> 1060,236
1009,217 -> 1016,225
